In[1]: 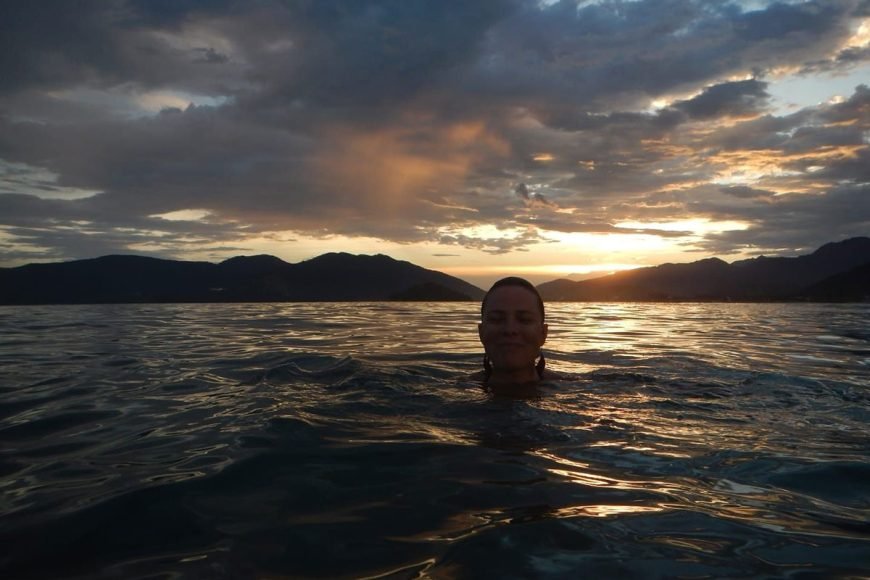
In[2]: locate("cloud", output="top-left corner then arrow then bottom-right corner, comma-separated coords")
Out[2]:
691,182 -> 870,255
0,0 -> 868,264
719,186 -> 774,199
514,182 -> 531,201
672,79 -> 770,119
514,182 -> 555,208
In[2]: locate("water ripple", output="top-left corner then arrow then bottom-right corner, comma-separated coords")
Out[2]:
1,302 -> 868,578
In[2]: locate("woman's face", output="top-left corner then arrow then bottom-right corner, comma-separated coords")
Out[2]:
478,285 -> 548,372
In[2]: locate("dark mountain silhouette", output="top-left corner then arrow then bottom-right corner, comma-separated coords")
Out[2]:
796,262 -> 870,302
0,253 -> 485,304
2,237 -> 867,304
537,237 -> 870,302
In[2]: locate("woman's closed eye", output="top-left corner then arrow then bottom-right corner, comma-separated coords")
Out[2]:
485,312 -> 537,324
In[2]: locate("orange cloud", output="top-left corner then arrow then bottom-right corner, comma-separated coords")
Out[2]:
707,144 -> 865,187
309,118 -> 509,216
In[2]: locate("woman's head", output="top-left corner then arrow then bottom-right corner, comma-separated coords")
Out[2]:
478,277 -> 548,382
481,277 -> 545,322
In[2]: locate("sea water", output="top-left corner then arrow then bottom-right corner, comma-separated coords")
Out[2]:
1,302 -> 868,579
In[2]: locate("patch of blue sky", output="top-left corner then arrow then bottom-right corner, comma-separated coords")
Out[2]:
767,63 -> 870,116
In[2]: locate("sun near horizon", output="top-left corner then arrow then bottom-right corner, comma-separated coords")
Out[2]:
209,215 -> 753,288
0,219 -> 763,290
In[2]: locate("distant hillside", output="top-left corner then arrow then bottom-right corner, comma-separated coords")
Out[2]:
0,253 -> 485,305
3,238 -> 868,304
537,237 -> 870,302
797,262 -> 870,302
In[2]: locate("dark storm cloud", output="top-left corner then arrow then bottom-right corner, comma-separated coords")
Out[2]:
0,0 -> 248,96
801,44 -> 870,73
467,0 -> 861,123
514,182 -> 555,208
514,182 -> 531,201
672,80 -> 771,119
0,190 -> 255,264
720,186 -> 774,199
704,84 -> 869,158
261,0 -> 512,109
0,0 -> 868,263
0,1 -> 120,92
691,182 -> 870,255
732,1 -> 840,42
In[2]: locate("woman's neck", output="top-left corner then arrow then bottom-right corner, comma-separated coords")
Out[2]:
486,366 -> 540,387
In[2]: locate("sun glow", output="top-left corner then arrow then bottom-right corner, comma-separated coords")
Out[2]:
845,18 -> 869,49
541,231 -> 675,253
445,224 -> 525,240
507,263 -> 643,281
613,218 -> 750,235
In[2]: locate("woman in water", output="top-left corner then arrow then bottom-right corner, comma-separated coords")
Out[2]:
473,276 -> 555,392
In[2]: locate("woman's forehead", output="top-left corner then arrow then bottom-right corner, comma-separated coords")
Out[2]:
483,285 -> 541,311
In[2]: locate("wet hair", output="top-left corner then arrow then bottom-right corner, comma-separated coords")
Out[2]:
480,277 -> 546,380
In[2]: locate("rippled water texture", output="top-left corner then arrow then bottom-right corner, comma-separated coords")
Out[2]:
1,302 -> 868,578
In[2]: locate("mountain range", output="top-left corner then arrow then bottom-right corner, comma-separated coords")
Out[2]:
537,237 -> 870,302
0,237 -> 868,304
0,252 -> 485,304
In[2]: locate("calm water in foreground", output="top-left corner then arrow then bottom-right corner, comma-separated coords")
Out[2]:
1,302 -> 868,579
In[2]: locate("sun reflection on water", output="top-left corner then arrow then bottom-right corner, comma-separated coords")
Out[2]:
2,302 -> 867,578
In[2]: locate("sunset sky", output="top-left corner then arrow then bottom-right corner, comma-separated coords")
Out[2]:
1,0 -> 868,287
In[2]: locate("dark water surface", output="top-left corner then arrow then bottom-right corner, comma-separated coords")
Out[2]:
1,302 -> 868,578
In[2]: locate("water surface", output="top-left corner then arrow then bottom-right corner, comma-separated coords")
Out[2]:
1,302 -> 868,578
